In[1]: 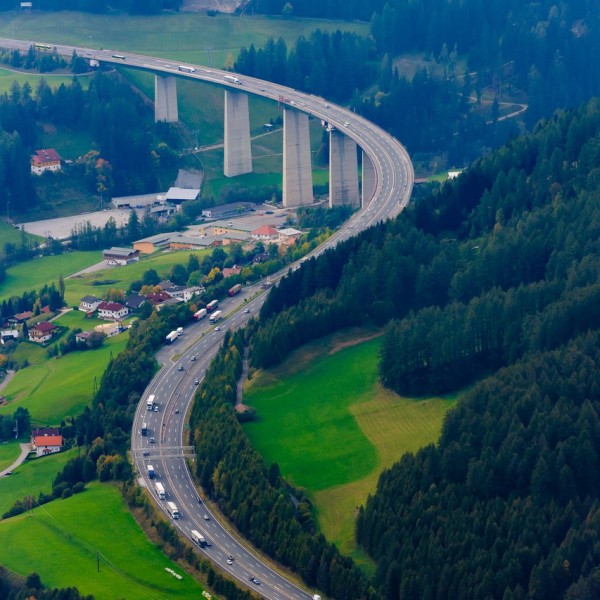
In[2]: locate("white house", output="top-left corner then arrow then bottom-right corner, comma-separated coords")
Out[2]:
31,148 -> 62,175
33,434 -> 63,457
97,302 -> 129,321
79,295 -> 102,314
251,225 -> 279,242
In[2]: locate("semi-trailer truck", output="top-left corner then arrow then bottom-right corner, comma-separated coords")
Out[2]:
166,501 -> 179,519
155,482 -> 166,500
146,395 -> 155,411
228,283 -> 242,296
194,308 -> 207,320
206,300 -> 218,313
224,74 -> 241,85
147,465 -> 155,479
165,331 -> 178,344
209,310 -> 222,323
191,530 -> 207,547
176,327 -> 183,336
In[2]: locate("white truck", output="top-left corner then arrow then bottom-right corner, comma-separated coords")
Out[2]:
194,308 -> 207,320
224,74 -> 241,85
191,530 -> 207,547
146,395 -> 155,411
176,327 -> 183,336
208,310 -> 222,323
165,331 -> 178,344
166,501 -> 179,519
155,482 -> 166,500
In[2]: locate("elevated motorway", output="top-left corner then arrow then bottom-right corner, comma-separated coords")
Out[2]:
0,38 -> 414,598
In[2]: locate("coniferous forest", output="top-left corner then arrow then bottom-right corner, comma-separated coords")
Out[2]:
243,98 -> 600,598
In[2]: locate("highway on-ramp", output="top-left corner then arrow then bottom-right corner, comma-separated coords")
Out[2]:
0,38 -> 414,598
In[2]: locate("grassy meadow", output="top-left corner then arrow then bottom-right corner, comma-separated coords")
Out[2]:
0,440 -> 23,472
0,482 -> 205,599
243,330 -> 457,560
0,251 -> 101,305
63,248 -> 211,306
1,12 -> 368,71
0,448 -> 78,516
0,332 -> 129,425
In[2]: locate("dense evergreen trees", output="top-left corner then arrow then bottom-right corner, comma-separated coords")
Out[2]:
248,97 -> 600,597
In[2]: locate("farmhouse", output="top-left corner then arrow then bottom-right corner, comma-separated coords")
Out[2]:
12,311 -> 33,323
102,247 -> 140,266
97,301 -> 129,321
31,148 -> 62,175
33,434 -> 63,457
164,285 -> 204,302
28,321 -> 57,343
79,295 -> 102,314
31,427 -> 60,441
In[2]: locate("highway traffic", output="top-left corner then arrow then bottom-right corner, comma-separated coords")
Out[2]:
0,37 -> 414,598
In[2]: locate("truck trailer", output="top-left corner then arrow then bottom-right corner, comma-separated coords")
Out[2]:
166,501 -> 180,519
193,308 -> 207,320
228,283 -> 242,297
206,300 -> 218,313
191,530 -> 207,547
155,482 -> 166,500
209,310 -> 222,323
165,331 -> 178,344
223,74 -> 241,85
147,465 -> 155,479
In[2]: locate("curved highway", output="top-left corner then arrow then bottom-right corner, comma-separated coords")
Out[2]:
0,38 -> 414,598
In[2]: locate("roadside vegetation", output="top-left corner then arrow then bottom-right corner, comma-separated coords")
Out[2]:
0,483 -> 206,600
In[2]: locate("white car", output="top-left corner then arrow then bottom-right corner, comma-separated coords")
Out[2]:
243,308 -> 250,314
214,326 -> 221,331
227,559 -> 233,565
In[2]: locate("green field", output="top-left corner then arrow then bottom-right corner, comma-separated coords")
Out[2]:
0,482 -> 204,599
0,332 -> 129,425
0,251 -> 101,305
243,331 -> 457,558
0,441 -> 23,472
0,448 -> 77,517
1,12 -> 368,72
0,221 -> 41,247
64,249 -> 211,306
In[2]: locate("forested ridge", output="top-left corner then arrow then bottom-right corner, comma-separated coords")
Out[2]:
245,98 -> 600,597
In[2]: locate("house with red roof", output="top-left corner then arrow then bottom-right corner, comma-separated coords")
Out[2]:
31,148 -> 62,176
33,434 -> 63,457
97,301 -> 129,321
28,321 -> 57,343
251,225 -> 279,242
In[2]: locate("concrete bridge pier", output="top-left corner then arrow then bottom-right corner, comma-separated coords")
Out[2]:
154,75 -> 178,123
329,130 -> 359,208
224,90 -> 253,177
361,151 -> 377,206
282,108 -> 313,208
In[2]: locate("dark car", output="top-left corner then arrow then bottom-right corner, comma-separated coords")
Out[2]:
178,365 -> 184,371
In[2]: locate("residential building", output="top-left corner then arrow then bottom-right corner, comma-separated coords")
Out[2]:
31,148 -> 62,175
97,301 -> 129,321
278,227 -> 302,246
125,293 -> 147,311
222,266 -> 242,278
33,434 -> 63,457
251,225 -> 279,242
28,322 -> 57,343
79,295 -> 102,314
